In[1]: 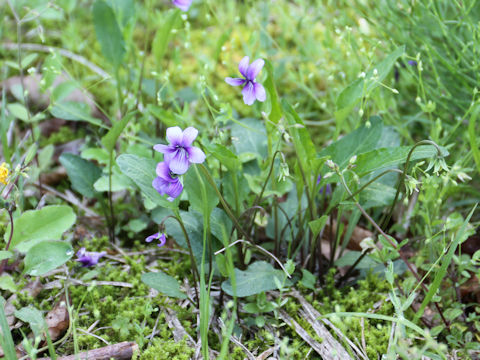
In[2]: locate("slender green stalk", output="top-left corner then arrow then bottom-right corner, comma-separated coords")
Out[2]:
171,211 -> 200,307
198,164 -> 253,243
383,140 -> 443,229
195,165 -> 212,360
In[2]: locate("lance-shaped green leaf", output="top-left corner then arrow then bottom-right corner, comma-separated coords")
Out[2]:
93,0 -> 126,69
101,112 -> 134,153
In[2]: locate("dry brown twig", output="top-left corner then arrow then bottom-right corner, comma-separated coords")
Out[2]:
37,341 -> 139,360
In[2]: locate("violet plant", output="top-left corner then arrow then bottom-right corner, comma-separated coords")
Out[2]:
225,56 -> 267,105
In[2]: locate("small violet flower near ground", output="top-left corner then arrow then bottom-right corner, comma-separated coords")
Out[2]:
154,126 -> 206,175
317,175 -> 332,195
152,160 -> 184,201
145,232 -> 167,247
0,162 -> 9,185
172,0 -> 192,11
76,248 -> 106,267
225,56 -> 266,106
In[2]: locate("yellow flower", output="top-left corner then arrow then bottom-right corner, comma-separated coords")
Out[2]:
0,162 -> 9,185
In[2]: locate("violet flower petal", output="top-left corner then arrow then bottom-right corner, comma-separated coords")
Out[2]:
182,127 -> 198,147
187,146 -> 206,163
169,149 -> 190,175
153,144 -> 171,154
246,59 -> 265,80
172,0 -> 192,11
238,56 -> 250,77
153,177 -> 168,195
167,180 -> 183,199
76,248 -> 106,267
254,82 -> 266,102
145,233 -> 159,242
242,82 -> 256,106
225,77 -> 246,86
166,126 -> 183,145
157,233 -> 167,247
156,161 -> 173,180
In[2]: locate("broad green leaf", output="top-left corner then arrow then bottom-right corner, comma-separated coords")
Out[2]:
299,269 -> 316,291
50,101 -> 103,127
210,208 -> 232,243
0,276 -> 17,292
117,154 -> 177,209
141,271 -> 187,299
24,241 -> 74,276
206,144 -> 240,171
231,118 -> 268,160
59,153 -> 102,198
318,116 -> 383,170
81,147 -> 110,165
6,53 -> 38,72
107,0 -> 136,31
0,251 -> 13,261
101,112 -> 134,153
335,251 -> 379,269
4,205 -> 76,252
20,53 -> 38,69
7,103 -> 29,121
52,80 -> 79,103
92,0 -> 125,69
184,166 -> 219,215
354,145 -> 447,177
308,215 -> 328,238
93,172 -> 132,192
14,307 -> 44,338
152,9 -> 180,64
360,182 -> 396,209
335,46 -> 405,123
222,261 -> 292,297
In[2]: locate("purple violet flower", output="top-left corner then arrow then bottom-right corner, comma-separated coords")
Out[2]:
76,248 -> 106,267
146,232 -> 167,247
408,60 -> 418,66
154,126 -> 206,175
225,56 -> 266,106
152,161 -> 184,201
316,175 -> 332,195
172,0 -> 192,11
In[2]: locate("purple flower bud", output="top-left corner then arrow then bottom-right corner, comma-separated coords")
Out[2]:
408,60 -> 418,66
225,56 -> 266,106
76,248 -> 106,267
154,126 -> 206,175
145,232 -> 167,247
172,0 -> 192,11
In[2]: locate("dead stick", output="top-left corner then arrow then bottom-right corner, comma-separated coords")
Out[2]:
37,341 -> 139,360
